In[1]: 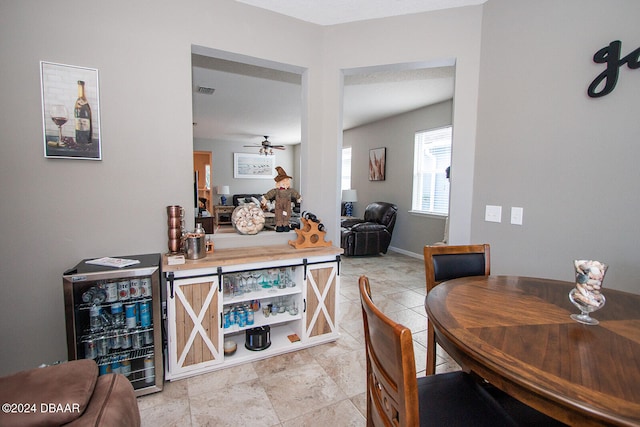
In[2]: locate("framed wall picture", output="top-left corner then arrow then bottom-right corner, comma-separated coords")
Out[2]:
40,61 -> 102,160
369,147 -> 386,181
234,153 -> 276,179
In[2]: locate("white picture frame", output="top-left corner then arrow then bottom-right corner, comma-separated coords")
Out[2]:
40,61 -> 102,160
234,153 -> 276,179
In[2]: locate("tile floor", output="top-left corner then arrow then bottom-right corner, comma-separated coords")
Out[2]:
137,251 -> 460,426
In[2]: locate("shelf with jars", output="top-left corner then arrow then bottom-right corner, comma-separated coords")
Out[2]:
163,245 -> 342,381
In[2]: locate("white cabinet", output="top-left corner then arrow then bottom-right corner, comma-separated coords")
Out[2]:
165,274 -> 223,380
304,262 -> 339,341
164,245 -> 342,380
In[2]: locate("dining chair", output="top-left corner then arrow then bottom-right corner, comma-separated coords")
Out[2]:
359,275 -> 521,427
423,244 -> 490,375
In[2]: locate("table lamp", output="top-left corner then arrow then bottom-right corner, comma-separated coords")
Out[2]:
342,189 -> 358,217
217,185 -> 230,206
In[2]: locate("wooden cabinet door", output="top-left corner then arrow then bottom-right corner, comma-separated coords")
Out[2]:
166,276 -> 222,379
304,262 -> 339,340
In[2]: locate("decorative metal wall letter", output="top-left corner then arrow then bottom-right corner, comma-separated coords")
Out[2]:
588,40 -> 640,98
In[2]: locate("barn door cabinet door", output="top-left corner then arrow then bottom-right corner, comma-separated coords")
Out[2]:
165,275 -> 222,380
304,262 -> 339,341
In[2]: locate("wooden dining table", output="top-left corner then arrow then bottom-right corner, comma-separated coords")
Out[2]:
424,275 -> 640,427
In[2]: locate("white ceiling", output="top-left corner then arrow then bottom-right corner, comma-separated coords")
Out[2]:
234,0 -> 486,26
192,1 -> 478,146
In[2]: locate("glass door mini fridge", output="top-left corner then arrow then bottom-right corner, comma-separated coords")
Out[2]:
63,253 -> 163,397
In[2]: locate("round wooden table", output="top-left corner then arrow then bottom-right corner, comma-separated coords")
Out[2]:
425,275 -> 640,426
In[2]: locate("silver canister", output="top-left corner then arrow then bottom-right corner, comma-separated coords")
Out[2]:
184,226 -> 206,260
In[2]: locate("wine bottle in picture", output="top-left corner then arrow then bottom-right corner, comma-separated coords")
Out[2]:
74,80 -> 92,144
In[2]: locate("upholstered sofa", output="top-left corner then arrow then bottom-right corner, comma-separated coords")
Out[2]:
340,202 -> 398,256
0,359 -> 140,427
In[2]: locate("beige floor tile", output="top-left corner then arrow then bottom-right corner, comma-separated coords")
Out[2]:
139,397 -> 191,427
260,362 -> 346,422
187,363 -> 258,398
281,399 -> 365,427
315,348 -> 367,397
190,378 -> 279,426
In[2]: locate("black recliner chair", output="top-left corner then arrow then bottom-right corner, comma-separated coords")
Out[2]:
340,202 -> 398,256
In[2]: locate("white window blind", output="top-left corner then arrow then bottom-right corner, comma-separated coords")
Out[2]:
341,147 -> 352,191
412,126 -> 452,215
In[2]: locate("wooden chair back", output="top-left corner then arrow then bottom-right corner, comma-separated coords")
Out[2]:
359,275 -> 420,427
423,244 -> 490,374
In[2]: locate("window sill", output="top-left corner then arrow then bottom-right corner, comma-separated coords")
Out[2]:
408,210 -> 448,220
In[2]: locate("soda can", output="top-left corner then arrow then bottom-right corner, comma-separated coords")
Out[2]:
238,308 -> 246,327
117,279 -> 130,301
111,302 -> 124,327
140,277 -> 152,298
129,278 -> 141,299
110,330 -> 122,350
120,359 -> 131,377
143,330 -> 153,346
98,363 -> 111,376
104,280 -> 118,303
125,303 -> 137,329
84,337 -> 97,359
139,301 -> 151,328
144,356 -> 155,384
121,330 -> 132,349
223,308 -> 230,328
96,335 -> 109,357
111,361 -> 121,375
131,329 -> 143,349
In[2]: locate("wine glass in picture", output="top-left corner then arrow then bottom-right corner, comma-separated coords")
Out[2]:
50,105 -> 68,146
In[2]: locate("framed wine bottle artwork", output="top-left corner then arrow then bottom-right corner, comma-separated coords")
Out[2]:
40,61 -> 102,160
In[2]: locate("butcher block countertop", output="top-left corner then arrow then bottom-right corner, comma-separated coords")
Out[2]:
163,244 -> 343,272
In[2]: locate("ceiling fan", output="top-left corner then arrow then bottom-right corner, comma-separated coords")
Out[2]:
244,136 -> 285,155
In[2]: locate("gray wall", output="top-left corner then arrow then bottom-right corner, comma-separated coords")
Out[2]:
344,101 -> 452,255
471,0 -> 640,294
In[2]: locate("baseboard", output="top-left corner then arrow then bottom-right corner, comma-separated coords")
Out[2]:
388,246 -> 422,259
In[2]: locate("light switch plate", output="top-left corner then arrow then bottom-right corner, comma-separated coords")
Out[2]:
511,207 -> 523,225
485,205 -> 502,223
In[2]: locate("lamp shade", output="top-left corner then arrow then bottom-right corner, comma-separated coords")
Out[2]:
342,189 -> 358,202
217,185 -> 230,195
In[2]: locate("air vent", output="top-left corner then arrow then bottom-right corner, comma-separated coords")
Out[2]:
196,86 -> 215,95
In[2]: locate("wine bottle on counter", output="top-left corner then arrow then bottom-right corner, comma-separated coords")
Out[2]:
74,80 -> 92,144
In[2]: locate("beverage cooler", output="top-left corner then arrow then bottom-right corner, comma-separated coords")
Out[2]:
63,253 -> 163,397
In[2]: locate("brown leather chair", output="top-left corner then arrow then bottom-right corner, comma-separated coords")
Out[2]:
423,244 -> 490,375
0,359 -> 140,427
341,202 -> 397,256
360,275 -> 523,426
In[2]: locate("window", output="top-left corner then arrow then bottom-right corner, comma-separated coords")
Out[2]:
412,126 -> 452,215
341,147 -> 352,191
